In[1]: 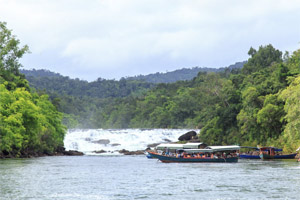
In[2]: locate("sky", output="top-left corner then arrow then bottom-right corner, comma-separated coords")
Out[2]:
0,0 -> 300,81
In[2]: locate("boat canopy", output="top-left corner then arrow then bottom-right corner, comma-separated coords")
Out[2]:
156,144 -> 240,152
259,147 -> 283,151
182,143 -> 206,149
183,148 -> 213,153
156,144 -> 184,150
207,145 -> 240,151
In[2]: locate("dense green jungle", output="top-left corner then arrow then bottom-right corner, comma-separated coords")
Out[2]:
24,44 -> 300,152
0,22 -> 66,157
1,21 -> 300,155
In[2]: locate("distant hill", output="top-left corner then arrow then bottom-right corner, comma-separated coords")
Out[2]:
20,69 -> 61,78
223,61 -> 246,71
20,61 -> 246,98
20,69 -> 154,98
125,61 -> 246,83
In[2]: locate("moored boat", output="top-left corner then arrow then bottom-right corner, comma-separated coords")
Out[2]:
148,145 -> 240,163
239,154 -> 260,159
259,147 -> 297,160
239,146 -> 260,159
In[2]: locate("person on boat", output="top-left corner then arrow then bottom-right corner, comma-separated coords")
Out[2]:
164,147 -> 170,156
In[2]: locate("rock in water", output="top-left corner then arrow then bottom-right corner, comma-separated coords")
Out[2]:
63,150 -> 84,156
91,139 -> 110,145
93,150 -> 107,154
178,131 -> 197,141
147,143 -> 161,148
119,149 -> 130,154
118,149 -> 145,155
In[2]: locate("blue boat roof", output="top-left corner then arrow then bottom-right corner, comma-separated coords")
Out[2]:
260,147 -> 283,151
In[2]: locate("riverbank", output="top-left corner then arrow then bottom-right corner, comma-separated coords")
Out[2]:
0,147 -> 83,159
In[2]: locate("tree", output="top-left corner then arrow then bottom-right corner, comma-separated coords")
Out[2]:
0,22 -> 66,157
0,22 -> 29,90
242,44 -> 282,75
279,77 -> 300,150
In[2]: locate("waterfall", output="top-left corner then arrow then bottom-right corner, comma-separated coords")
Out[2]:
64,129 -> 198,155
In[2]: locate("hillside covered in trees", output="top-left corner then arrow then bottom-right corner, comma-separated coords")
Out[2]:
125,61 -> 245,83
96,44 -> 300,152
21,70 -> 155,98
24,44 -> 300,152
13,22 -> 300,152
0,22 -> 66,158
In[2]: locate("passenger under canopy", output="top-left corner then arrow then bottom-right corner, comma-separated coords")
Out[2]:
259,147 -> 282,152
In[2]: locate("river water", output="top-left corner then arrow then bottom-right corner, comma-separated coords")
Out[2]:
0,129 -> 299,200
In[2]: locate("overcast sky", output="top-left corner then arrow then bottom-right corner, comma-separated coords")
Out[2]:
1,0 -> 300,81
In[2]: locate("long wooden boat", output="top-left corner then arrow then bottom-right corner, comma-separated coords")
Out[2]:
259,153 -> 297,159
259,147 -> 297,160
147,145 -> 240,163
148,151 -> 238,163
239,146 -> 260,159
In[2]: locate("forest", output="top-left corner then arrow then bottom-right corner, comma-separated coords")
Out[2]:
23,43 -> 300,152
0,22 -> 66,157
2,20 -> 300,153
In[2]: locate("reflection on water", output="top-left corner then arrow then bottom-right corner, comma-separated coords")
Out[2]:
0,156 -> 299,200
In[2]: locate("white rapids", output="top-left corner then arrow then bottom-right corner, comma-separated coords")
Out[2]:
64,129 -> 199,155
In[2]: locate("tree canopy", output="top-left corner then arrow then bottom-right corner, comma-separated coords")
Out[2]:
0,22 -> 66,157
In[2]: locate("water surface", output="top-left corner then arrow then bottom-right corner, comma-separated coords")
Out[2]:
0,156 -> 299,200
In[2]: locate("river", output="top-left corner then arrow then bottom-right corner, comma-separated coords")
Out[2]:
0,129 -> 299,200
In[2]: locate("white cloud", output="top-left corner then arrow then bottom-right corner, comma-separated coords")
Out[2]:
0,0 -> 300,80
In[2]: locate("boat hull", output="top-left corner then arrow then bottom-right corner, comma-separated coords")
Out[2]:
259,153 -> 297,160
148,152 -> 238,163
239,154 -> 260,159
146,153 -> 154,159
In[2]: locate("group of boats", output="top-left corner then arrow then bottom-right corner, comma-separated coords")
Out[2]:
147,142 -> 299,163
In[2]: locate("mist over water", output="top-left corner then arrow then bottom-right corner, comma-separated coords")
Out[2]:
64,129 -> 198,154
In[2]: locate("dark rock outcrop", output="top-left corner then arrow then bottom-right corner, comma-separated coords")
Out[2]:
178,131 -> 197,141
91,139 -> 110,145
118,149 -> 145,155
62,150 -> 84,156
93,150 -> 107,154
119,149 -> 130,154
147,143 -> 161,148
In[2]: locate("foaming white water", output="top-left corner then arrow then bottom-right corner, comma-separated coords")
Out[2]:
64,129 -> 198,155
